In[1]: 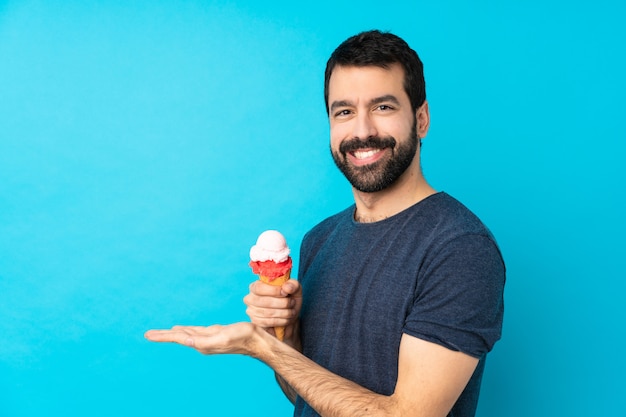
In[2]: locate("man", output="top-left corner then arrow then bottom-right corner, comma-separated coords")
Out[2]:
146,30 -> 505,417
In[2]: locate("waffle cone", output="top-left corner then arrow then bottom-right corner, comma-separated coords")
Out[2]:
258,269 -> 291,341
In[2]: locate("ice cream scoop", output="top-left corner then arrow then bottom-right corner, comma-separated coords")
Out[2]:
249,230 -> 291,263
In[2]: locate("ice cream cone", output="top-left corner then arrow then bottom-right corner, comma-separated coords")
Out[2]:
249,230 -> 293,342
259,270 -> 291,340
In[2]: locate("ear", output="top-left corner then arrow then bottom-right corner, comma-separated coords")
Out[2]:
415,100 -> 430,139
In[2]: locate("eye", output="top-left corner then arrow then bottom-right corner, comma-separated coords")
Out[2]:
334,109 -> 352,118
376,104 -> 394,111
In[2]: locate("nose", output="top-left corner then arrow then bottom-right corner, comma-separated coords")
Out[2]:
352,113 -> 378,140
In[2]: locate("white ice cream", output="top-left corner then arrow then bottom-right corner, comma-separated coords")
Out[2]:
249,230 -> 291,263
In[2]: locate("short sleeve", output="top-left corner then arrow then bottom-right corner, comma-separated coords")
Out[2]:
403,233 -> 505,357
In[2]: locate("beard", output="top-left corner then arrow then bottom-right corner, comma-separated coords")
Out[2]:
331,123 -> 419,193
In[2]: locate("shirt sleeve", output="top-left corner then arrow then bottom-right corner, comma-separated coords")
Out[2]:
403,233 -> 505,358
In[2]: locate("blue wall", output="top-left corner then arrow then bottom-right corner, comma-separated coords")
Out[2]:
1,1 -> 624,416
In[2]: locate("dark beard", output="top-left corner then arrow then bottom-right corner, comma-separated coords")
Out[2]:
331,124 -> 419,193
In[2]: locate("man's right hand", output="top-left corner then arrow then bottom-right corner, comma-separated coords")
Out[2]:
243,279 -> 302,346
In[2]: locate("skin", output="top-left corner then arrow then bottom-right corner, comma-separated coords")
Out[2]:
145,64 -> 479,416
328,64 -> 435,222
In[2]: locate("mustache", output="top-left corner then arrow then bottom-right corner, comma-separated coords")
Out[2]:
339,136 -> 397,155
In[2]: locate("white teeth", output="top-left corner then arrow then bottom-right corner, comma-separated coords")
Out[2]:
353,149 -> 380,159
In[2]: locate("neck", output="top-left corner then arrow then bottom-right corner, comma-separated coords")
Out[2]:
352,168 -> 436,223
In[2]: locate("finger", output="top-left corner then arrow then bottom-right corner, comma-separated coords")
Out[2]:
144,329 -> 193,345
145,325 -> 227,349
172,325 -> 211,333
246,306 -> 298,329
280,279 -> 301,297
244,293 -> 295,309
247,305 -> 298,320
249,280 -> 285,297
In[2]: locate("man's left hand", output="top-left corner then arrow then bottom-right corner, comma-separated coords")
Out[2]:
145,322 -> 262,356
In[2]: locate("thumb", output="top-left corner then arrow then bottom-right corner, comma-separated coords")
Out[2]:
280,279 -> 301,297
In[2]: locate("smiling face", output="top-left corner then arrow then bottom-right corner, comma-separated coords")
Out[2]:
328,64 -> 427,193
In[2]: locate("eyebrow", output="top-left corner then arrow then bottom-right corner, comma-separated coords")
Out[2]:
370,95 -> 401,107
329,95 -> 401,113
329,100 -> 352,113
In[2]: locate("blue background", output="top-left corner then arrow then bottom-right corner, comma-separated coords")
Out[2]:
1,1 -> 624,416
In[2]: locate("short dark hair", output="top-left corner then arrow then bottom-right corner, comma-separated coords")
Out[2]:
324,30 -> 426,115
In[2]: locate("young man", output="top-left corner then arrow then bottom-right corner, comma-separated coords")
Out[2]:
146,30 -> 505,417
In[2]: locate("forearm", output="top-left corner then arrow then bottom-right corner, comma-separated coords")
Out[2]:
255,329 -> 394,417
146,322 -> 472,417
274,319 -> 301,405
275,372 -> 298,404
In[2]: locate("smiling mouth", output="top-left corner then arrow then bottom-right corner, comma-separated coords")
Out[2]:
339,136 -> 396,166
346,147 -> 390,167
340,136 -> 396,157
353,149 -> 382,160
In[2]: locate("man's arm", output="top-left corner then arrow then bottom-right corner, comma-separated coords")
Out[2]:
145,322 -> 478,417
275,372 -> 298,404
244,278 -> 302,403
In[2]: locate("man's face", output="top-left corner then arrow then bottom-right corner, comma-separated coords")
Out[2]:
327,64 -> 420,193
